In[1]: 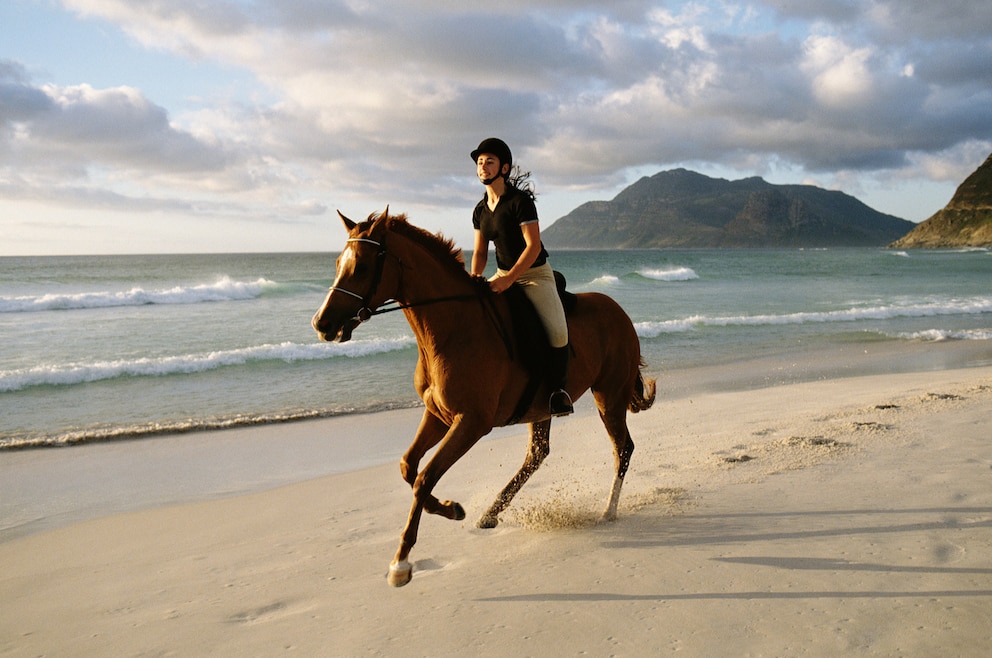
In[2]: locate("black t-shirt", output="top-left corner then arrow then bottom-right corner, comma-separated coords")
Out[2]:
472,185 -> 549,271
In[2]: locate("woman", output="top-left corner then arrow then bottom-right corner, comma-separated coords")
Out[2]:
469,137 -> 573,416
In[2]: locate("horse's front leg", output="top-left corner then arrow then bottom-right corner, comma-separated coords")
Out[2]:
477,419 -> 551,529
400,411 -> 469,519
400,410 -> 448,486
389,414 -> 488,587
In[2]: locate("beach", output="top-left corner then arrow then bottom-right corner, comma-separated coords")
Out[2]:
3,361 -> 991,656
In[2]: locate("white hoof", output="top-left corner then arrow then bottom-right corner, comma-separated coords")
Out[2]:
387,560 -> 412,587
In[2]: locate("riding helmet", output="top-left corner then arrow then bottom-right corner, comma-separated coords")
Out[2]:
471,137 -> 512,168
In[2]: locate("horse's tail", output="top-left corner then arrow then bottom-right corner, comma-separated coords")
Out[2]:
628,360 -> 657,413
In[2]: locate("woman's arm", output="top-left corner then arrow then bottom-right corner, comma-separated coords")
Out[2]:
470,229 -> 489,277
489,221 -> 542,294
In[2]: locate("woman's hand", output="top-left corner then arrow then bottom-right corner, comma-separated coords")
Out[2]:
488,274 -> 514,294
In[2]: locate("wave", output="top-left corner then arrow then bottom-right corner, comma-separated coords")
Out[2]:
587,266 -> 698,287
0,337 -> 416,392
589,274 -> 621,286
635,297 -> 992,337
0,276 -> 312,313
637,266 -> 699,281
894,328 -> 992,341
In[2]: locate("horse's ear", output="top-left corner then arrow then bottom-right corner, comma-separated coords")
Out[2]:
337,210 -> 357,232
381,205 -> 389,220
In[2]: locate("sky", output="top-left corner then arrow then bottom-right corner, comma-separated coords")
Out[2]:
2,0 -> 991,255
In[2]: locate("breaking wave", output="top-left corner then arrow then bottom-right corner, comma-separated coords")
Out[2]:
635,296 -> 992,337
894,328 -> 992,341
0,277 -> 303,313
637,266 -> 699,281
586,265 -> 698,287
0,337 -> 416,393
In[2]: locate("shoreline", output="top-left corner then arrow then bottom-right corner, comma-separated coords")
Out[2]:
3,331 -> 989,452
2,362 -> 991,654
2,337 -> 990,543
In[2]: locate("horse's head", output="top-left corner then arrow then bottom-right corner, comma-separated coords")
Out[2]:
311,207 -> 397,343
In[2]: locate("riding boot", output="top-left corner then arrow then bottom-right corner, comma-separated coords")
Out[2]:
548,345 -> 573,416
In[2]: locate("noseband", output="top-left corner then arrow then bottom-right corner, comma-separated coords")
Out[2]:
328,236 -> 389,323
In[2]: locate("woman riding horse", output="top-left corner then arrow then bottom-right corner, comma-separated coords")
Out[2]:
312,211 -> 655,587
470,137 -> 572,416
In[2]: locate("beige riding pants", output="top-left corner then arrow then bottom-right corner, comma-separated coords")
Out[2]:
495,262 -> 569,348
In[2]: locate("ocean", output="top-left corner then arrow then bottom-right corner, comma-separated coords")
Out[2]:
2,246 -> 991,451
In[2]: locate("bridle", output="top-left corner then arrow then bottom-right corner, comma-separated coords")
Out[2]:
328,236 -> 389,323
327,233 -> 482,326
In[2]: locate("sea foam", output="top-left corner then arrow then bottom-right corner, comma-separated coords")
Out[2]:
634,296 -> 992,337
589,274 -> 622,286
587,266 -> 698,287
0,337 -> 416,392
895,328 -> 992,341
0,277 -> 284,313
638,266 -> 699,281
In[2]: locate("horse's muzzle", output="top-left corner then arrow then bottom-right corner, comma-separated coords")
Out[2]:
312,312 -> 360,343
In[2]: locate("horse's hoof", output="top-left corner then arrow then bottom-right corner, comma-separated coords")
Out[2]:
387,561 -> 412,587
476,514 -> 499,529
438,500 -> 466,521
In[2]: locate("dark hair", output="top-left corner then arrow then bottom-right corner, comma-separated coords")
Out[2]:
507,165 -> 537,202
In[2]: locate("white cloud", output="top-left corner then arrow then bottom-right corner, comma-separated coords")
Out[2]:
1,0 -> 990,252
801,35 -> 874,108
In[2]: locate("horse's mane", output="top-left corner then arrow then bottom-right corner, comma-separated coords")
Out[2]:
384,214 -> 488,293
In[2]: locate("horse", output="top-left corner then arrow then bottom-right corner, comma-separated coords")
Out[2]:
311,208 -> 656,587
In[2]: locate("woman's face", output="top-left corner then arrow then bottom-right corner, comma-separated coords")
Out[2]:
477,153 -> 505,184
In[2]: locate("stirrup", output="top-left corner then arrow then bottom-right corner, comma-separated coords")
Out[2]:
549,389 -> 574,417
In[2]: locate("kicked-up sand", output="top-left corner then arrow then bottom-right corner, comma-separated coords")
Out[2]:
2,364 -> 991,656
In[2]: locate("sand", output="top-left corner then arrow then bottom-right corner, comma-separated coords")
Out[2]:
2,365 -> 992,656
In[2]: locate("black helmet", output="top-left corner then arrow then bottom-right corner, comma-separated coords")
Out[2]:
471,137 -> 512,168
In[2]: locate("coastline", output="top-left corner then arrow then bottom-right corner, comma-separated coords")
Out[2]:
2,355 -> 992,654
2,337 -> 990,543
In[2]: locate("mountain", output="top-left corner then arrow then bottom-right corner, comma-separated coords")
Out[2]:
889,153 -> 992,248
542,169 -> 915,248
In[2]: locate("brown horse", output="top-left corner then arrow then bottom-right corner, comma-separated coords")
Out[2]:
312,209 -> 656,587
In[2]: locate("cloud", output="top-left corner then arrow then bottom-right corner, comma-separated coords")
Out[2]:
5,0 -> 991,251
38,84 -> 230,171
1,60 -> 237,197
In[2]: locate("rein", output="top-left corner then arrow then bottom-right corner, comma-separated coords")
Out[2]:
363,294 -> 482,318
329,232 -> 515,355
329,235 -> 499,333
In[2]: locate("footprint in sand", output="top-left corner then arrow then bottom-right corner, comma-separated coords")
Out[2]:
850,421 -> 892,433
923,392 -> 965,401
227,601 -> 292,625
717,435 -> 852,475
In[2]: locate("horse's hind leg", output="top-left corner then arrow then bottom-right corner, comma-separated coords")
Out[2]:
595,399 -> 635,522
477,419 -> 551,529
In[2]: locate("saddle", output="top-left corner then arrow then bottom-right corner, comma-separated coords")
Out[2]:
500,271 -> 576,424
554,270 -> 579,314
